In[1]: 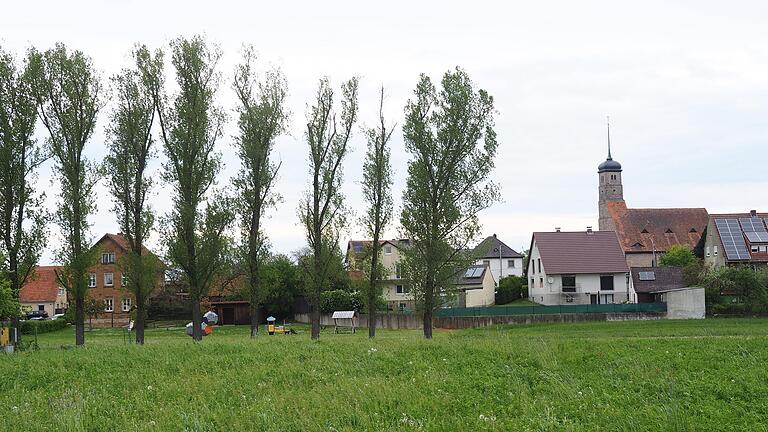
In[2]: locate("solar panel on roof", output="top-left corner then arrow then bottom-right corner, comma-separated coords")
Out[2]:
464,267 -> 483,278
746,232 -> 768,243
638,271 -> 656,281
715,218 -> 751,261
739,217 -> 768,233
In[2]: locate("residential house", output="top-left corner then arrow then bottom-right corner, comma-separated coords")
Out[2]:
85,233 -> 163,326
455,264 -> 496,307
704,210 -> 768,269
526,228 -> 631,305
346,239 -> 412,311
630,266 -> 687,303
596,140 -> 709,267
472,234 -> 524,284
19,266 -> 67,316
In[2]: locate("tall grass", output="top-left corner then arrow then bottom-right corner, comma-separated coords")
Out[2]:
2,319 -> 767,431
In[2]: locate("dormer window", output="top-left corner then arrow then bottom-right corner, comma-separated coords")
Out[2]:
641,228 -> 649,234
689,228 -> 697,233
631,242 -> 644,248
102,252 -> 116,264
665,228 -> 674,234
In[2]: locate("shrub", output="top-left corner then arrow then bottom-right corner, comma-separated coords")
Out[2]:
19,318 -> 68,335
496,275 -> 527,305
320,289 -> 363,313
659,244 -> 696,267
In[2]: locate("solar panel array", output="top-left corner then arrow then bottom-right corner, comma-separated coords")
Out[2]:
464,267 -> 484,278
715,218 -> 751,261
638,271 -> 656,281
739,217 -> 768,243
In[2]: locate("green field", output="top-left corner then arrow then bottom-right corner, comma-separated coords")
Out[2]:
3,319 -> 768,431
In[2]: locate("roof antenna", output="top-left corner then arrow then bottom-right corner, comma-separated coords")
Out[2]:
606,115 -> 612,160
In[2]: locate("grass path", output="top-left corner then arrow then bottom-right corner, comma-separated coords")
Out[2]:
2,318 -> 768,431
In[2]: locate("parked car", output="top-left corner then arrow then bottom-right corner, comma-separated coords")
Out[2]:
26,310 -> 49,320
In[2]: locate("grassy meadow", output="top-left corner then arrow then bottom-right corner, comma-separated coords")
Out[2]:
2,318 -> 768,431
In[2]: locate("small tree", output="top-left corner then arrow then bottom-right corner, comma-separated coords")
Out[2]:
28,44 -> 103,346
0,47 -> 48,341
232,46 -> 289,338
659,244 -> 696,267
400,67 -> 499,339
360,86 -> 394,338
105,45 -> 160,345
496,275 -> 526,304
84,297 -> 103,330
298,77 -> 359,340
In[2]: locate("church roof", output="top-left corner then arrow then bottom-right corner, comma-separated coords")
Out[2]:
606,201 -> 709,254
598,158 -> 622,172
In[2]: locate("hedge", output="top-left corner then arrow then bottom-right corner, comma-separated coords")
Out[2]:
18,319 -> 69,335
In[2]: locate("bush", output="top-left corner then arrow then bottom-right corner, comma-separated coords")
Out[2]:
320,290 -> 363,313
19,318 -> 68,335
496,275 -> 527,305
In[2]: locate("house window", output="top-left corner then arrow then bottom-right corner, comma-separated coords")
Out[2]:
38,304 -> 45,311
88,273 -> 96,288
537,259 -> 541,273
600,275 -> 614,291
706,246 -> 710,257
396,285 -> 404,294
752,245 -> 759,253
395,264 -> 402,279
58,287 -> 65,296
399,302 -> 407,312
530,278 -> 535,288
600,294 -> 614,304
121,274 -> 128,287
384,246 -> 392,255
539,278 -> 543,288
102,252 -> 115,264
507,260 -> 515,268
104,273 -> 114,287
714,246 -> 718,256
122,298 -> 132,312
562,275 -> 576,292
104,297 -> 114,312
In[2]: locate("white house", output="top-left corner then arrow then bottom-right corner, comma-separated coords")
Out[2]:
526,229 -> 631,305
473,234 -> 524,284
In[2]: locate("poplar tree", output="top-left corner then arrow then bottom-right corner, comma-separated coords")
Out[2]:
232,47 -> 289,338
28,44 -> 102,346
361,86 -> 393,338
400,68 -> 499,339
0,48 -> 48,341
149,37 -> 233,341
299,77 -> 359,340
105,45 -> 160,345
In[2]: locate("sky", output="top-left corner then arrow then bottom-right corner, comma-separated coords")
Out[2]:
3,0 -> 768,265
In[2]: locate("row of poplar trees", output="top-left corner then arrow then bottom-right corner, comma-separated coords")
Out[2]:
0,35 -> 498,344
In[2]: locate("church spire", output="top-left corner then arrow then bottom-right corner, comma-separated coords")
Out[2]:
606,116 -> 612,160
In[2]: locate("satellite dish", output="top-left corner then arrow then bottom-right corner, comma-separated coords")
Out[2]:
547,277 -> 554,284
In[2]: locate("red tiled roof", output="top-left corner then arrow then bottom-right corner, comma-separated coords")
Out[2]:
607,202 -> 708,254
19,266 -> 64,303
531,231 -> 629,275
97,233 -> 153,256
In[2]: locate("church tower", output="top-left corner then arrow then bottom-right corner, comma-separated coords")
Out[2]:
598,119 -> 624,231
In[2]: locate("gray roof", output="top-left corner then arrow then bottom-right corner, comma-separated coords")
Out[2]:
631,266 -> 688,293
456,264 -> 488,288
529,231 -> 629,275
598,157 -> 622,173
474,235 -> 523,259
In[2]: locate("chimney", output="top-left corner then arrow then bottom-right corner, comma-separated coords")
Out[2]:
751,209 -> 757,217
586,226 -> 593,234
493,233 -> 497,238
555,227 -> 561,232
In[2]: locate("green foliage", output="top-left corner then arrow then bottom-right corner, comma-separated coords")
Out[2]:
701,265 -> 768,314
257,254 -> 300,318
27,43 -> 103,345
0,47 -> 48,302
299,76 -> 359,339
231,46 -> 290,334
0,277 -> 20,320
659,244 -> 696,267
320,289 -> 363,314
496,275 -> 527,305
18,318 -> 67,335
151,36 -> 234,340
400,67 -> 499,337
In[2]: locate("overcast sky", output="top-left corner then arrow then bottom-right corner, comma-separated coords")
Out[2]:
3,0 -> 768,265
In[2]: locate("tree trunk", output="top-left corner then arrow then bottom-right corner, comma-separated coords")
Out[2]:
75,297 -> 85,345
423,307 -> 433,339
311,301 -> 320,340
250,304 -> 260,338
191,300 -> 202,341
423,270 -> 434,339
135,291 -> 145,345
368,244 -> 379,339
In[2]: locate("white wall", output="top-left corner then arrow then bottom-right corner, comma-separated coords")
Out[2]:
663,288 -> 706,319
465,270 -> 496,307
474,257 -> 524,283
